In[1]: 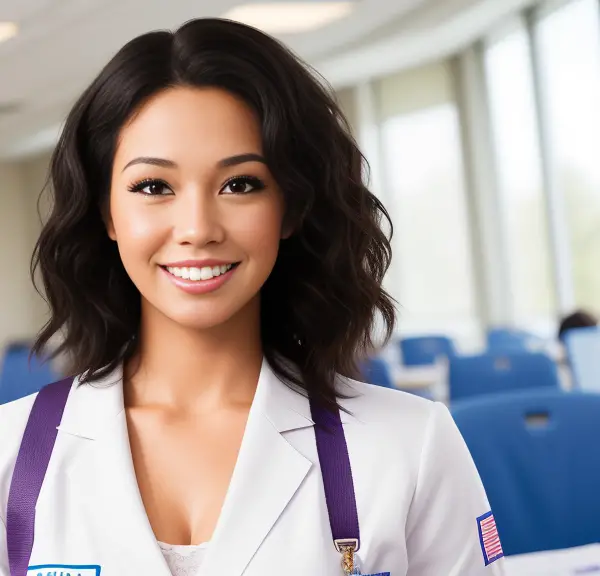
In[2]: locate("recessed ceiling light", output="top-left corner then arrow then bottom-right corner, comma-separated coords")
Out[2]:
222,2 -> 354,34
0,22 -> 18,43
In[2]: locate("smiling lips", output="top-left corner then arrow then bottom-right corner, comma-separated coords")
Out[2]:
160,260 -> 239,294
167,263 -> 233,281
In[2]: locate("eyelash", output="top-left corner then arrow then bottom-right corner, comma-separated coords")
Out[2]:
127,178 -> 171,195
126,175 -> 266,196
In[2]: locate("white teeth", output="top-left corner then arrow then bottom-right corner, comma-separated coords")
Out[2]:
166,264 -> 233,281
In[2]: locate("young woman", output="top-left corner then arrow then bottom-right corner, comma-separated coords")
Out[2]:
0,18 -> 504,576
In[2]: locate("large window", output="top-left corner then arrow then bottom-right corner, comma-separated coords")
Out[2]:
378,63 -> 478,338
485,26 -> 555,329
535,0 -> 600,314
340,0 -> 600,342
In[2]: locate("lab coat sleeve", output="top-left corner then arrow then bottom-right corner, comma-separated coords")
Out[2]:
406,402 -> 506,576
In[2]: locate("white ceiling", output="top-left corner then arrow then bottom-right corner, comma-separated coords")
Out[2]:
0,0 -> 527,159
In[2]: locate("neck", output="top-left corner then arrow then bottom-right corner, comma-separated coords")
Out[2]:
124,298 -> 263,412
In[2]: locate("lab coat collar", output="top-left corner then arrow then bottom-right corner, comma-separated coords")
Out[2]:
56,365 -> 124,441
57,356 -> 351,441
57,357 -> 348,576
200,359 -> 315,576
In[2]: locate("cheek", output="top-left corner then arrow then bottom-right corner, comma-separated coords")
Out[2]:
233,202 -> 284,261
111,200 -> 166,264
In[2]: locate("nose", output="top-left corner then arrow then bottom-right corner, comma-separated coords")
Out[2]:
171,188 -> 225,247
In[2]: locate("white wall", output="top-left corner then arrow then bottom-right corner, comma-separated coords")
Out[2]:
0,153 -> 52,351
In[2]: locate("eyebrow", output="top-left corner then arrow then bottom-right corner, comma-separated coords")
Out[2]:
122,153 -> 267,172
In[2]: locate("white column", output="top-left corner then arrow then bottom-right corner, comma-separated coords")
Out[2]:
354,81 -> 401,344
354,81 -> 385,200
525,8 -> 575,314
454,44 -> 514,328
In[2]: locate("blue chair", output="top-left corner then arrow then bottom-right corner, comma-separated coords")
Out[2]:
564,326 -> 600,392
487,327 -> 541,352
359,357 -> 394,389
449,351 -> 559,403
0,342 -> 58,404
399,336 -> 455,367
452,389 -> 600,555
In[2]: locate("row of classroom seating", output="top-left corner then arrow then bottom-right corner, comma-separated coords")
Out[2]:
361,351 -> 559,402
361,327 -> 600,558
362,325 -> 600,396
398,327 -> 549,367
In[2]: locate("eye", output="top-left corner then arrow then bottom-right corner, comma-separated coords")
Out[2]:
127,178 -> 172,196
221,176 -> 266,195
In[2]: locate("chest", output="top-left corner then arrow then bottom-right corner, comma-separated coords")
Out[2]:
126,407 -> 249,544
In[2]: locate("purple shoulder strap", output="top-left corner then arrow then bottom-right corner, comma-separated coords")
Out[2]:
310,400 -> 361,553
6,378 -> 72,576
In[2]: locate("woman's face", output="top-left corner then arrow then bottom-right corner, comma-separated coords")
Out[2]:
108,86 -> 285,331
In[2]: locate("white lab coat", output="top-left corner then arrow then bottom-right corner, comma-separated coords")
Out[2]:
0,359 -> 505,575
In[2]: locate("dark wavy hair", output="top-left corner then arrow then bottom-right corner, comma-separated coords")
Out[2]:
31,18 -> 395,408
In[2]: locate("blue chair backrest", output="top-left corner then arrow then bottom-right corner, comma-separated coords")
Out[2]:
0,342 -> 58,404
487,327 -> 541,352
564,326 -> 600,392
399,335 -> 455,366
359,357 -> 394,389
449,351 -> 559,402
452,389 -> 600,555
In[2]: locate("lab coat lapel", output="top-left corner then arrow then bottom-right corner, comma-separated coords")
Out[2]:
199,359 -> 314,576
59,367 -> 172,575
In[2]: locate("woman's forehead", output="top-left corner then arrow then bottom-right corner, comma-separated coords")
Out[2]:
114,87 -> 263,171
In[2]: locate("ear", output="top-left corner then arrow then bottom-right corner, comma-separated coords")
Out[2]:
281,214 -> 295,240
101,202 -> 117,241
106,217 -> 117,241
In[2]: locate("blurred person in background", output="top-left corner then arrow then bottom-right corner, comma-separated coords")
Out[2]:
558,309 -> 598,342
0,18 -> 504,576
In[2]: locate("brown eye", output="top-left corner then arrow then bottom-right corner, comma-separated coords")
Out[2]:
146,181 -> 167,195
221,176 -> 266,195
128,178 -> 172,195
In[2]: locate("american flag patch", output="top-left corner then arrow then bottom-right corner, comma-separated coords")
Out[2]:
477,511 -> 504,566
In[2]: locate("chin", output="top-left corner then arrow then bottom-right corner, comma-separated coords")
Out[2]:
167,308 -> 239,331
161,296 -> 259,332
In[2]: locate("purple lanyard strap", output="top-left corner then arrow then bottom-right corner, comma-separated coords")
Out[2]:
310,400 -> 361,562
6,380 -> 360,575
6,378 -> 71,576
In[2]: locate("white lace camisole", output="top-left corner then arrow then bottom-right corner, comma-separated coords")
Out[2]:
158,541 -> 209,576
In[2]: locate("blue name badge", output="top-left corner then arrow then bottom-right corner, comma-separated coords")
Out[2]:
28,565 -> 101,576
